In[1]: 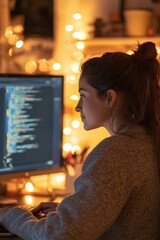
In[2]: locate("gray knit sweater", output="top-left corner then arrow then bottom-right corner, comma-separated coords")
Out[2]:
0,125 -> 160,240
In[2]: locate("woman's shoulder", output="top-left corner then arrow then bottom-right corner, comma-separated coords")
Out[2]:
95,124 -> 152,152
84,125 -> 153,169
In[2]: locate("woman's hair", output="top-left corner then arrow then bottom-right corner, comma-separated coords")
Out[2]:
81,41 -> 160,170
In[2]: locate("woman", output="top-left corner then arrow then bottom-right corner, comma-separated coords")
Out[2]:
0,41 -> 160,239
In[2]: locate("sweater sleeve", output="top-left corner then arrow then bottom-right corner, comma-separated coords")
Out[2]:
0,137 -> 134,240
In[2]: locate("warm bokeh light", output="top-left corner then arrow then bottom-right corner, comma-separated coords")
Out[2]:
71,145 -> 81,154
156,46 -> 160,55
25,181 -> 34,192
72,31 -> 87,40
39,59 -> 49,72
5,26 -> 13,38
63,127 -> 72,135
72,120 -> 80,128
15,40 -> 24,48
73,13 -> 82,20
76,41 -> 85,50
72,51 -> 84,61
23,195 -> 34,205
8,48 -> 13,56
25,61 -> 37,74
52,62 -> 61,71
66,75 -> 77,84
63,143 -> 72,152
72,31 -> 81,39
65,24 -> 74,32
71,63 -> 80,73
13,25 -> 24,34
70,94 -> 79,100
8,34 -> 18,45
126,50 -> 134,55
50,172 -> 66,189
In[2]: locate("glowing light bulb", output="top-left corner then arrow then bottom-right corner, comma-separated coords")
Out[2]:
39,59 -> 49,72
50,172 -> 66,189
65,25 -> 74,32
71,63 -> 80,73
63,127 -> 72,135
72,31 -> 81,39
127,50 -> 133,55
25,61 -> 37,74
72,120 -> 80,128
52,62 -> 61,71
70,94 -> 79,100
13,25 -> 23,34
56,174 -> 65,183
63,143 -> 72,152
16,40 -> 24,48
25,181 -> 34,192
71,145 -> 81,154
5,26 -> 13,38
66,75 -> 77,84
78,32 -> 87,40
8,48 -> 13,56
73,13 -> 82,20
24,195 -> 34,205
73,51 -> 84,61
76,42 -> 85,50
8,34 -> 18,45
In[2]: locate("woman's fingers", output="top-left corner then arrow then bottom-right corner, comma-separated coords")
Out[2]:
31,202 -> 58,215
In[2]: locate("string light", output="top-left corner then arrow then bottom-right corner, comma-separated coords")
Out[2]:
38,59 -> 49,72
76,41 -> 85,50
65,24 -> 74,32
63,143 -> 72,152
25,61 -> 37,74
72,120 -> 80,128
52,62 -> 61,71
5,26 -> 13,38
25,181 -> 34,192
73,13 -> 82,20
71,62 -> 80,73
66,75 -> 77,84
71,145 -> 81,154
15,40 -> 24,48
63,127 -> 72,135
70,94 -> 79,100
72,51 -> 84,61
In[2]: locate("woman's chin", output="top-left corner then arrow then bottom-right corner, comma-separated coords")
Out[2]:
83,124 -> 93,131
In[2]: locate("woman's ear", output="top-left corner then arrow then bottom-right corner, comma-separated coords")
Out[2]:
105,89 -> 117,108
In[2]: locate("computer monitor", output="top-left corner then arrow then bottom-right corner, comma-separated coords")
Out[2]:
0,74 -> 64,181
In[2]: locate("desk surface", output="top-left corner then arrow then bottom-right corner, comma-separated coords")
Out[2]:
0,193 -> 65,206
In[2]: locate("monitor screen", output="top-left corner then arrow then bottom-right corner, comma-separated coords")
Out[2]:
0,74 -> 64,180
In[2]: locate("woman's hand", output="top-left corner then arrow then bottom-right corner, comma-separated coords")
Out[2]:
31,202 -> 59,218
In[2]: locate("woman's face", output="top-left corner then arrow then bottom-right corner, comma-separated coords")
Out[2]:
75,76 -> 109,131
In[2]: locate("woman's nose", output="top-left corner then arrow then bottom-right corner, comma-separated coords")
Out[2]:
75,101 -> 80,112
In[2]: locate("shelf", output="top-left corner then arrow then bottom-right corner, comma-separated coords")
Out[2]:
81,36 -> 160,46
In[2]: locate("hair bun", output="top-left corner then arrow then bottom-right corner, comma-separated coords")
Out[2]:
132,41 -> 158,60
